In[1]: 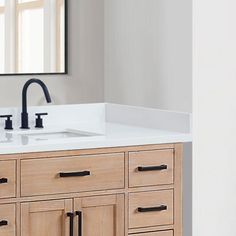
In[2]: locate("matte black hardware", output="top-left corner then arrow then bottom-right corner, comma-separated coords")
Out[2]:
0,178 -> 8,184
76,211 -> 82,236
21,79 -> 52,129
0,220 -> 8,227
67,213 -> 74,236
137,205 -> 167,213
35,113 -> 48,128
137,165 -> 168,172
0,115 -> 13,130
59,171 -> 90,178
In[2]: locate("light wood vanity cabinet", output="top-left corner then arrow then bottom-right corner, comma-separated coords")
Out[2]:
21,153 -> 125,196
74,194 -> 124,236
0,160 -> 16,199
129,149 -> 174,187
0,204 -> 16,236
129,190 -> 174,229
0,143 -> 183,236
130,231 -> 173,236
21,199 -> 73,236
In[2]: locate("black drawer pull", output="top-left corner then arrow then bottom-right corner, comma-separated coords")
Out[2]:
0,220 -> 8,227
0,178 -> 8,184
138,165 -> 167,172
59,171 -> 90,178
67,213 -> 74,236
137,205 -> 167,213
76,211 -> 82,236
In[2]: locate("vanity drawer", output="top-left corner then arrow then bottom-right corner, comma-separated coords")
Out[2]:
129,149 -> 174,187
0,204 -> 16,236
21,153 -> 125,196
129,190 -> 174,229
0,160 -> 16,199
130,230 -> 173,236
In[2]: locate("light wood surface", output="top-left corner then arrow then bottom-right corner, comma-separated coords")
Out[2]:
74,194 -> 125,236
0,160 -> 16,199
129,190 -> 174,229
21,199 -> 72,236
129,149 -> 174,188
129,230 -> 173,236
21,153 -> 125,197
0,204 -> 16,236
19,144 -> 175,160
173,144 -> 183,236
0,143 -> 183,236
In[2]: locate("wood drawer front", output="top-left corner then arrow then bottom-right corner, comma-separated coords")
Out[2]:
129,190 -> 174,229
129,149 -> 174,188
130,230 -> 173,236
0,160 -> 16,199
0,204 -> 16,236
21,153 -> 125,197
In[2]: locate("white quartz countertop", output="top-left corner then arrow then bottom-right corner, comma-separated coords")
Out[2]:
0,103 -> 192,155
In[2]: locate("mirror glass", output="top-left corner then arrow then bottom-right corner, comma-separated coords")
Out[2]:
0,0 -> 67,75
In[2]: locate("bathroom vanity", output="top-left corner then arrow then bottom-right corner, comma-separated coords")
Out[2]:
0,103 -> 191,236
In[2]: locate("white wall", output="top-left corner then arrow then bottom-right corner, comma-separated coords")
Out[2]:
193,0 -> 236,235
104,0 -> 192,112
0,0 -> 104,107
0,0 -> 192,113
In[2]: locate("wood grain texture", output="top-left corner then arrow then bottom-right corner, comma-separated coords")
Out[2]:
129,230 -> 173,236
21,153 -> 125,197
21,199 -> 72,236
0,160 -> 16,199
19,144 -> 175,160
74,194 -> 125,236
0,204 -> 16,236
128,225 -> 173,234
129,189 -> 174,229
129,149 -> 174,188
0,143 -> 183,236
173,144 -> 183,236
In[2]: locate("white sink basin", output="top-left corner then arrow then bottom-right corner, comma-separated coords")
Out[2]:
7,129 -> 102,141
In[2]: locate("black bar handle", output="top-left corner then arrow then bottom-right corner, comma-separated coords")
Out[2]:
0,220 -> 8,227
138,165 -> 167,172
59,171 -> 90,178
137,205 -> 167,213
67,213 -> 74,236
76,211 -> 82,236
0,178 -> 8,184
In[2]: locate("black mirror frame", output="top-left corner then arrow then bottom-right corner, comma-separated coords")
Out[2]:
0,0 -> 68,76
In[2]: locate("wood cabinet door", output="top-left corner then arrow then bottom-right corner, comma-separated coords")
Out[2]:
0,204 -> 15,236
21,199 -> 73,236
74,194 -> 124,236
129,231 -> 173,236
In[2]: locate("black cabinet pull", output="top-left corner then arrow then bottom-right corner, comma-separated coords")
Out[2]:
59,171 -> 90,178
67,213 -> 74,236
0,220 -> 8,227
137,205 -> 167,213
76,211 -> 82,236
0,178 -> 8,184
137,165 -> 167,172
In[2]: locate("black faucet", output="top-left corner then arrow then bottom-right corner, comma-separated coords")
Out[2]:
21,79 -> 52,129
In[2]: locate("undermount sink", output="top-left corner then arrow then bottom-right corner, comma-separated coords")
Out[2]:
7,129 -> 102,141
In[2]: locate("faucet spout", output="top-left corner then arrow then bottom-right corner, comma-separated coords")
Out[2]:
21,79 -> 52,129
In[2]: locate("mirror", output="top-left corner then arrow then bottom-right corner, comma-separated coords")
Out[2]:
0,0 -> 67,75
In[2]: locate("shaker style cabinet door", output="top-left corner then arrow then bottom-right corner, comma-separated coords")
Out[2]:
0,204 -> 16,236
74,194 -> 125,236
129,231 -> 173,236
0,160 -> 16,199
21,199 -> 73,236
